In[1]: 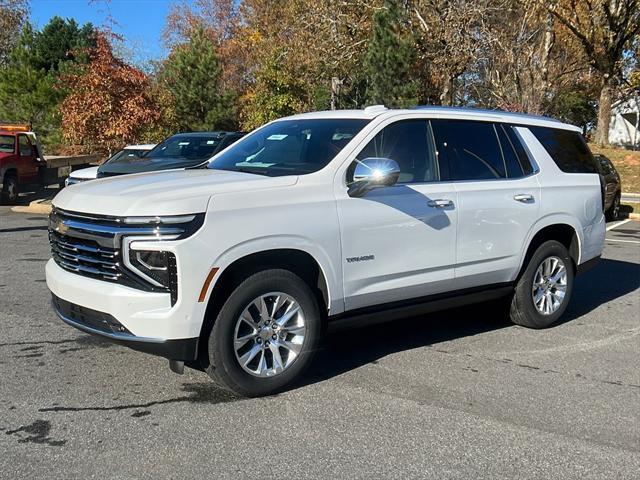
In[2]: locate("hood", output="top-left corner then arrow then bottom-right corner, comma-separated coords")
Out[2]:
53,168 -> 297,217
98,155 -> 204,175
69,166 -> 99,180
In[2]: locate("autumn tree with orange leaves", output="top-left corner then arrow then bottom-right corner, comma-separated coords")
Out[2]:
59,32 -> 160,153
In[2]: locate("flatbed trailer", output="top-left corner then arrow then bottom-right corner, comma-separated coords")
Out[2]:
0,125 -> 100,204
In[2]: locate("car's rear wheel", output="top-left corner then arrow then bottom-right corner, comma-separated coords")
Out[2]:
1,173 -> 19,205
605,192 -> 621,221
509,240 -> 574,329
206,269 -> 322,397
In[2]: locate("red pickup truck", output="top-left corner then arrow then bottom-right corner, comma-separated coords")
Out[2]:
0,125 -> 98,204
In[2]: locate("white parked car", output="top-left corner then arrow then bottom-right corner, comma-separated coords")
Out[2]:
64,144 -> 156,186
46,106 -> 605,396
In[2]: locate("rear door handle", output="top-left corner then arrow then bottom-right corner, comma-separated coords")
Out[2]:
427,199 -> 454,208
514,194 -> 534,204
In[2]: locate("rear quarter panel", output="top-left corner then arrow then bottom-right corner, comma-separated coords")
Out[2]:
517,127 -> 605,267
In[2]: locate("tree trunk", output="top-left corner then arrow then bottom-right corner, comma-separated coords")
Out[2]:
594,76 -> 614,146
439,76 -> 455,106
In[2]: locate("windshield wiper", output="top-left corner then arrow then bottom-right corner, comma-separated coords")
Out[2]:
223,167 -> 271,176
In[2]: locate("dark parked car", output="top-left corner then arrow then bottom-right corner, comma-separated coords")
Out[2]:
594,154 -> 621,221
96,131 -> 245,178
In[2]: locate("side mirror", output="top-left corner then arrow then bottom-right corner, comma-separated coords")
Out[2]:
348,157 -> 400,197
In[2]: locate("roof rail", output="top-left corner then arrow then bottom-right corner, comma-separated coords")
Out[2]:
411,105 -> 561,123
363,105 -> 388,114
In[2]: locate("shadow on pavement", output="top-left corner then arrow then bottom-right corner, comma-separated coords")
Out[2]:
306,300 -> 512,385
13,186 -> 58,207
563,258 -> 640,321
305,258 -> 639,385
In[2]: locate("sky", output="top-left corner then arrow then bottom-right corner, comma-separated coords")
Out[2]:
30,0 -> 177,66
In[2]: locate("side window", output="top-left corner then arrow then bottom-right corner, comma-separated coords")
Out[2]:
504,125 -> 534,175
496,125 -> 524,178
0,135 -> 15,153
528,126 -> 597,174
18,135 -> 32,157
350,119 -> 438,184
431,120 -> 505,180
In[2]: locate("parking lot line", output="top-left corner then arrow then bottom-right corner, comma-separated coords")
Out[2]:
605,238 -> 640,244
606,219 -> 631,231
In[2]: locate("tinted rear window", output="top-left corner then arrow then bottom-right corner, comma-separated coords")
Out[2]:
529,126 -> 597,174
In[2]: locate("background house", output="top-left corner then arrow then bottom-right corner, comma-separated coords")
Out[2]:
609,97 -> 640,149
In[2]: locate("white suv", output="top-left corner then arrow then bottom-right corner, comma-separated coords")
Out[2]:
46,106 -> 605,396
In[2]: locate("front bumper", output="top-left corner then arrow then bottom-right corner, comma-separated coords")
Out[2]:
46,259 -> 201,360
52,294 -> 198,360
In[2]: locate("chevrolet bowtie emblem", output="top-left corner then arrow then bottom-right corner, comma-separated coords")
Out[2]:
57,221 -> 69,235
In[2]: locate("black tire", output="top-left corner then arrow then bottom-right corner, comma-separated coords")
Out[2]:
206,269 -> 322,397
509,240 -> 574,329
605,192 -> 621,222
1,174 -> 19,205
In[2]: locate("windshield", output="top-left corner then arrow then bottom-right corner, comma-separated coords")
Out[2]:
146,134 -> 222,161
208,119 -> 369,176
0,135 -> 14,153
103,149 -> 147,164
99,134 -> 223,175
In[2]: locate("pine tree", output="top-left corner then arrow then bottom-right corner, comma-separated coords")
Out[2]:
161,26 -> 236,131
363,0 -> 417,108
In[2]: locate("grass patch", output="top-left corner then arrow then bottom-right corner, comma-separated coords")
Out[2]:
589,144 -> 640,193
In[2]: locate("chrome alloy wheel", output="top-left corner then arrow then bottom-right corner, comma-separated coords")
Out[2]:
532,256 -> 568,315
233,292 -> 306,377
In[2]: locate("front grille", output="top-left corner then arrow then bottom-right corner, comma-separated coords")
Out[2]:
50,229 -> 121,282
48,208 -> 193,304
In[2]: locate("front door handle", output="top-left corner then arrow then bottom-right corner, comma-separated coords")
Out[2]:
428,199 -> 454,208
514,194 -> 535,204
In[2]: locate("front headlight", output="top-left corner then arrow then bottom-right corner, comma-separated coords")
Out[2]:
123,237 -> 179,305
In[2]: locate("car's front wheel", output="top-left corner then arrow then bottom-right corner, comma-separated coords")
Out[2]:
1,174 -> 19,205
509,240 -> 574,329
206,269 -> 322,397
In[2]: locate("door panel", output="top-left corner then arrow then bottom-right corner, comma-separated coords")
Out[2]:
337,183 -> 457,310
17,134 -> 39,184
428,119 -> 541,289
336,118 -> 457,311
453,177 -> 540,288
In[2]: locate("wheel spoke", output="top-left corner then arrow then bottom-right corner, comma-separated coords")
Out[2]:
257,296 -> 270,321
234,331 -> 256,349
280,339 -> 302,357
239,343 -> 261,367
285,324 -> 305,336
271,295 -> 285,318
256,349 -> 267,375
269,343 -> 284,372
275,304 -> 300,327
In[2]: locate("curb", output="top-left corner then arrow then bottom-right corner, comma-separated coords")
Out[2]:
622,192 -> 640,198
627,213 -> 640,220
11,199 -> 52,215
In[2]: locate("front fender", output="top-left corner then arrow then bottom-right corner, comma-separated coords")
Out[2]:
204,235 -> 342,314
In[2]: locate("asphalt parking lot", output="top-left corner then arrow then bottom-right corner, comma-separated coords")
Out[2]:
0,207 -> 638,479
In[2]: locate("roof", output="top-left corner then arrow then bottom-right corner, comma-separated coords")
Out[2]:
173,131 -> 243,137
124,144 -> 155,150
282,105 -> 581,132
